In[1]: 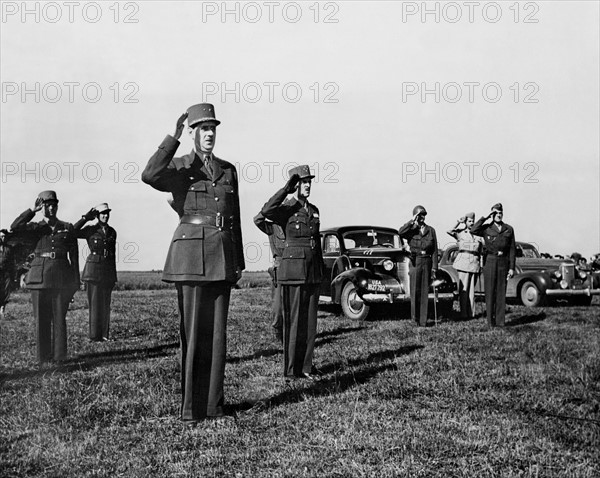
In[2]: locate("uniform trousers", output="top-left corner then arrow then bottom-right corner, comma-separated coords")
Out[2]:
176,282 -> 230,420
281,283 -> 319,377
1,273 -> 12,308
409,256 -> 432,326
483,256 -> 508,326
30,289 -> 70,362
457,271 -> 478,319
269,268 -> 283,341
86,282 -> 113,340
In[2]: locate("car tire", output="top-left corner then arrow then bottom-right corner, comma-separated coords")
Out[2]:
520,280 -> 545,307
341,281 -> 370,321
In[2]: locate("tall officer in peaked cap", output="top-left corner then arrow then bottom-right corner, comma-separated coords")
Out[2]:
74,203 -> 117,341
10,191 -> 79,362
471,203 -> 516,327
260,165 -> 324,379
398,205 -> 439,327
142,104 -> 244,425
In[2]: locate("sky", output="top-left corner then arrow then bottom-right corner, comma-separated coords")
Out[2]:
1,0 -> 599,271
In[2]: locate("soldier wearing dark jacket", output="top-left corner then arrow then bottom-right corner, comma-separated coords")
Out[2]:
398,205 -> 438,327
10,191 -> 79,362
142,104 -> 244,425
471,203 -> 516,327
253,211 -> 285,343
74,203 -> 117,341
0,229 -> 15,317
260,165 -> 324,379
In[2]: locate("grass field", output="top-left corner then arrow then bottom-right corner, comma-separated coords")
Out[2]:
1,272 -> 599,477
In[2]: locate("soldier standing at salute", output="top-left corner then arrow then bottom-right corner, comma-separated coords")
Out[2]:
0,229 -> 15,320
10,191 -> 79,363
260,166 -> 324,380
74,203 -> 117,342
253,211 -> 285,343
471,203 -> 516,327
398,206 -> 438,327
142,104 -> 244,426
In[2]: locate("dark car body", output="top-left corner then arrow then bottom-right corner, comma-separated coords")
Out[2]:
319,226 -> 455,320
3,229 -> 38,288
439,241 -> 600,306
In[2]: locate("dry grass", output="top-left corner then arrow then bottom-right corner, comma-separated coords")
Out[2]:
1,272 -> 599,477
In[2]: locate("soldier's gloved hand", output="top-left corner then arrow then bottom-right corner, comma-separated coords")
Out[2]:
173,112 -> 189,140
284,174 -> 300,194
431,269 -> 437,280
33,197 -> 44,213
84,208 -> 96,221
507,269 -> 514,279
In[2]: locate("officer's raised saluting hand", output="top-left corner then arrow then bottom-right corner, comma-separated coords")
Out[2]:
33,197 -> 44,213
173,112 -> 189,140
284,173 -> 301,194
83,208 -> 96,221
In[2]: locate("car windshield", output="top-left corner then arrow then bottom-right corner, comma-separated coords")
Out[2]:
342,229 -> 401,249
519,244 -> 540,258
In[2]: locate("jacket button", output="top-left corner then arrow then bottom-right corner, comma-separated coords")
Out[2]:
215,197 -> 219,202
182,234 -> 186,238
212,183 -> 216,187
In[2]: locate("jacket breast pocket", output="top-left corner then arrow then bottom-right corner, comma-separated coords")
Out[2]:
185,182 -> 207,211
279,247 -> 306,281
288,216 -> 309,238
166,224 -> 205,275
26,262 -> 44,284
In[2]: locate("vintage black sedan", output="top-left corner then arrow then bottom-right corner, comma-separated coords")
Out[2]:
319,225 -> 455,320
439,242 -> 600,307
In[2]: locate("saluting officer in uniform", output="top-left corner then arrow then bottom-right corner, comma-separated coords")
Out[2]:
74,203 -> 117,342
471,203 -> 516,327
0,229 -> 15,319
10,191 -> 79,362
260,166 -> 324,380
253,211 -> 285,343
399,205 -> 438,327
142,104 -> 244,425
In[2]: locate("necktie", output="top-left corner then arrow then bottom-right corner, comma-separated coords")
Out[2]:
204,155 -> 213,176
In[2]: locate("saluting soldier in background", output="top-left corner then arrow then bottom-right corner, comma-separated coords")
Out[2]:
142,104 -> 244,425
471,203 -> 516,327
74,203 -> 117,342
253,211 -> 285,343
447,212 -> 484,319
399,205 -> 438,327
10,191 -> 79,363
260,166 -> 324,380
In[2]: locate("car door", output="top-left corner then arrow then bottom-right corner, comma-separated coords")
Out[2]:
320,233 -> 342,296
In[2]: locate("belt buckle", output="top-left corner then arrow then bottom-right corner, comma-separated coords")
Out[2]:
310,238 -> 315,248
420,250 -> 426,255
49,252 -> 56,259
103,250 -> 108,258
497,251 -> 504,256
216,215 -> 223,228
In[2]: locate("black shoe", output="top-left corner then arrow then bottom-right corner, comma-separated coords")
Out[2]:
301,372 -> 317,381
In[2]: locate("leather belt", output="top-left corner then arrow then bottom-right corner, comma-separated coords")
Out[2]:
91,251 -> 113,258
486,251 -> 506,257
285,238 -> 316,249
36,251 -> 68,259
180,214 -> 233,229
412,251 -> 432,258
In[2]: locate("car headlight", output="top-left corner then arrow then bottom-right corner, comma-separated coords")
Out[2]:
553,270 -> 562,279
579,271 -> 587,280
383,260 -> 394,271
560,279 -> 569,289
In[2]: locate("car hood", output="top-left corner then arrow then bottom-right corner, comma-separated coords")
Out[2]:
517,257 -> 572,272
346,248 -> 409,260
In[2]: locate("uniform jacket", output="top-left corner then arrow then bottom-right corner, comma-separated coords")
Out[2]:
260,187 -> 324,285
448,229 -> 483,273
0,242 -> 14,275
253,211 -> 285,269
73,220 -> 118,284
471,218 -> 516,270
398,221 -> 439,269
141,135 -> 245,283
10,209 -> 79,290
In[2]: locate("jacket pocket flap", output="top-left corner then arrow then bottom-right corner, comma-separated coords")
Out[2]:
284,247 -> 305,259
223,185 -> 235,193
173,224 -> 204,241
189,182 -> 207,192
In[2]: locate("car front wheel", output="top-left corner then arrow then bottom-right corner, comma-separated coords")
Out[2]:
520,280 -> 545,307
341,281 -> 370,321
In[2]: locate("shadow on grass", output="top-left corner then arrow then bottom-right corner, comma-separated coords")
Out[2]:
230,344 -> 423,414
0,342 -> 180,382
506,312 -> 546,327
